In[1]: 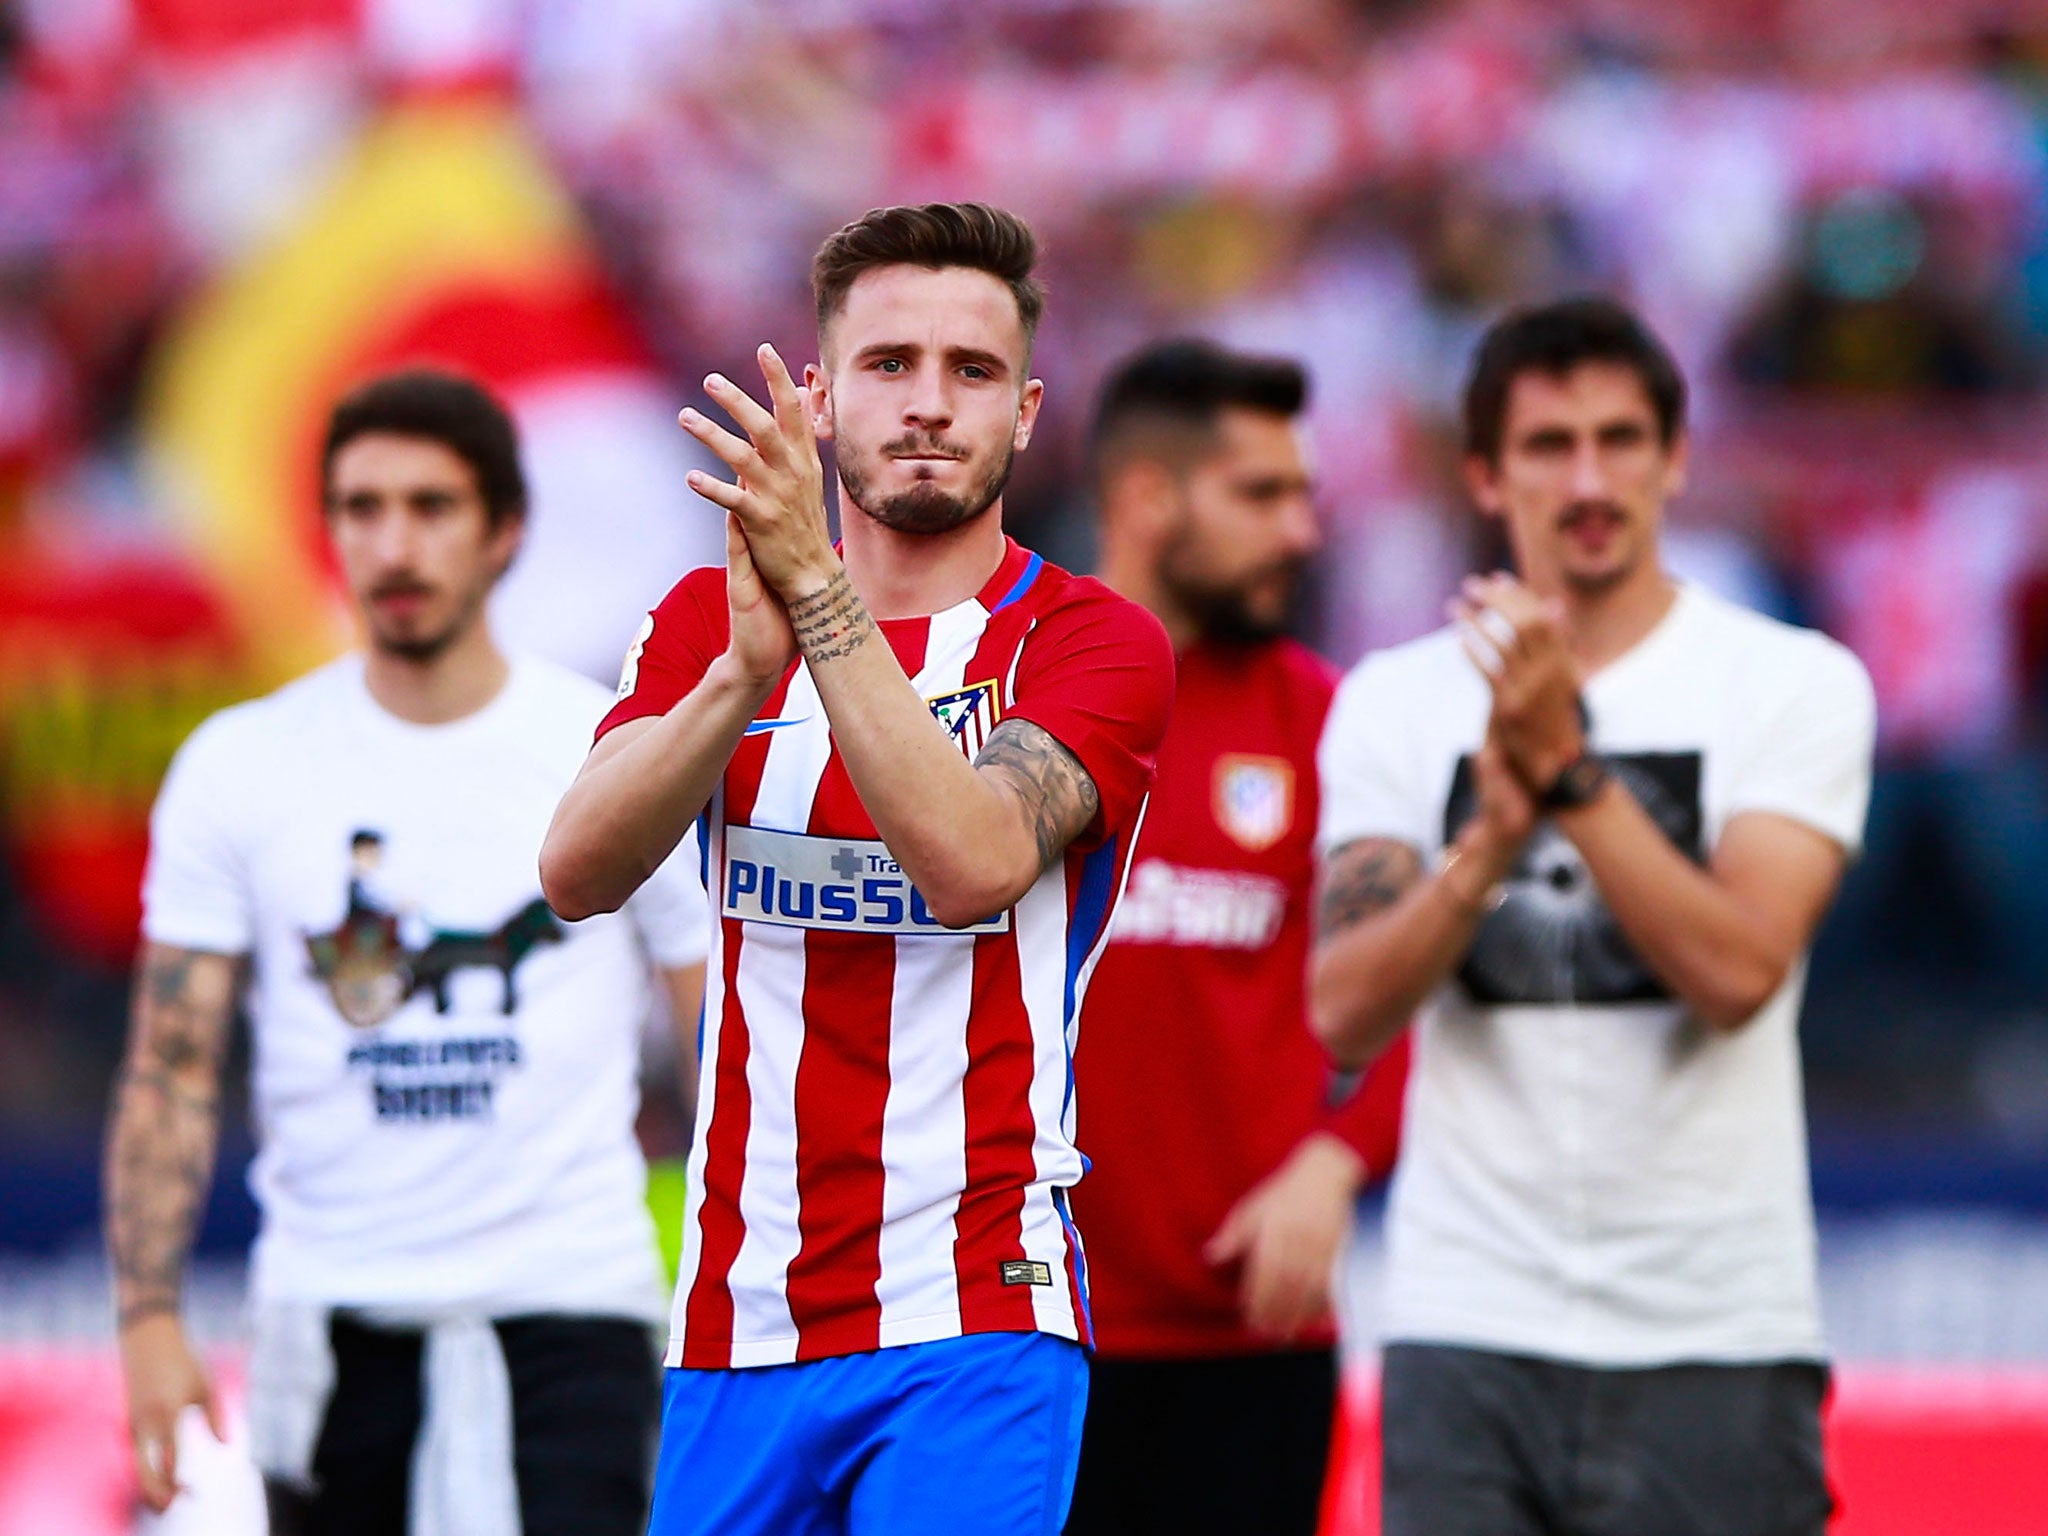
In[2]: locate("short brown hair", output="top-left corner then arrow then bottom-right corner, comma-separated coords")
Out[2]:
811,202 -> 1044,348
1463,297 -> 1686,465
323,369 -> 527,527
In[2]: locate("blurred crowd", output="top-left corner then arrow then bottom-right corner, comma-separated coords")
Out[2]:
5,0 -> 2048,1155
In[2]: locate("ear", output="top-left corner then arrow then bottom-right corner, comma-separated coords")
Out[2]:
805,362 -> 834,442
1103,459 -> 1180,542
489,512 -> 527,579
1013,377 -> 1045,452
1462,453 -> 1506,522
1661,429 -> 1690,502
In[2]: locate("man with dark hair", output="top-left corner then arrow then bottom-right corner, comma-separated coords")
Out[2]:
109,368 -> 708,1535
1065,338 -> 1407,1536
1311,298 -> 1875,1536
543,202 -> 1176,1536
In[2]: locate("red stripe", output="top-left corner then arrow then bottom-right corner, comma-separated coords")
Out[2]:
781,619 -> 930,1357
679,670 -> 790,1367
952,922 -> 1042,1333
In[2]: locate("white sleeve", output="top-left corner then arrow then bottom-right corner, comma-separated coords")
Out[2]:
624,822 -> 712,969
141,714 -> 255,955
1727,638 -> 1877,856
1316,654 -> 1433,856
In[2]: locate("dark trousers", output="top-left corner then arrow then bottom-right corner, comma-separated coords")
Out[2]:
1065,1346 -> 1338,1536
1380,1342 -> 1832,1536
263,1312 -> 659,1536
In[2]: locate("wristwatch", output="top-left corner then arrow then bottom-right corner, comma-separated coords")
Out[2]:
1540,751 -> 1611,811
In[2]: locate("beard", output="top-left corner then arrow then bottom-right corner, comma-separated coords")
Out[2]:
361,576 -> 489,662
1161,537 -> 1306,646
838,432 -> 1015,535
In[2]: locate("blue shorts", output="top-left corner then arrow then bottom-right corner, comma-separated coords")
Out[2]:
647,1331 -> 1088,1536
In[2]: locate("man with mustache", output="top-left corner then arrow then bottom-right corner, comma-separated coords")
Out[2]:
1311,298 -> 1876,1536
108,371 -> 708,1534
1063,339 -> 1407,1536
542,204 -> 1175,1536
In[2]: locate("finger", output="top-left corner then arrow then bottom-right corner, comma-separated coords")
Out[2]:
679,406 -> 765,478
1203,1205 -> 1252,1266
686,468 -> 751,515
200,1379 -> 227,1443
135,1419 -> 177,1510
702,371 -> 781,449
758,344 -> 810,442
1456,620 -> 1506,681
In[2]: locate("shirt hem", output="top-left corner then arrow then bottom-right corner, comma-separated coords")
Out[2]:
666,1305 -> 1081,1369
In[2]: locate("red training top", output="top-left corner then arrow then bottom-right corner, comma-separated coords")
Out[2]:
1072,636 -> 1409,1360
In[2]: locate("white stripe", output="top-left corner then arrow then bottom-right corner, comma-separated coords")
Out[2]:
870,603 -> 990,1337
667,800 -> 725,1356
722,665 -> 832,1363
1014,868 -> 1082,1336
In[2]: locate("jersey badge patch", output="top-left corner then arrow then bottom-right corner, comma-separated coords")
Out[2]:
926,680 -> 1001,759
616,614 -> 654,700
1213,756 -> 1294,852
1001,1259 -> 1053,1287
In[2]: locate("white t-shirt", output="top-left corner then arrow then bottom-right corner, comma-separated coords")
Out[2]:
142,654 -> 709,1321
1318,582 -> 1875,1366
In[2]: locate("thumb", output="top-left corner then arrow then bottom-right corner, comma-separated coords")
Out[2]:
199,1374 -> 227,1444
1204,1202 -> 1253,1266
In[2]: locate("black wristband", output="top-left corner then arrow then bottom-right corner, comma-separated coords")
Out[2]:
1540,751 -> 1611,811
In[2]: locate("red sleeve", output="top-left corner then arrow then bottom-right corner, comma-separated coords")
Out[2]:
1002,580 -> 1176,850
594,566 -> 730,741
1319,1029 -> 1410,1184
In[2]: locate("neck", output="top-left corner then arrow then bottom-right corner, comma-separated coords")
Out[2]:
1544,561 -> 1678,674
837,488 -> 1010,619
1097,536 -> 1197,650
361,617 -> 510,725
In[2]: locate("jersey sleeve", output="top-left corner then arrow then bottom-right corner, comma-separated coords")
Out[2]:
1316,653 -> 1433,855
623,822 -> 712,969
1727,638 -> 1877,856
1318,1028 -> 1409,1183
595,566 -> 730,742
1002,586 -> 1176,850
141,713 -> 255,955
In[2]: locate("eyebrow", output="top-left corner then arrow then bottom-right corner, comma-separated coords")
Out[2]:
854,341 -> 1011,374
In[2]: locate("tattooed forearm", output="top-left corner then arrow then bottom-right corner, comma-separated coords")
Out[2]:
785,569 -> 878,665
975,719 -> 1102,870
104,944 -> 239,1328
1316,839 -> 1425,937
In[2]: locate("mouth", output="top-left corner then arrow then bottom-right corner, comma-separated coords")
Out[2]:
1559,504 -> 1626,550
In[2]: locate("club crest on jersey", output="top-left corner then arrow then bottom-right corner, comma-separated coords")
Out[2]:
1213,756 -> 1294,852
926,680 -> 1001,759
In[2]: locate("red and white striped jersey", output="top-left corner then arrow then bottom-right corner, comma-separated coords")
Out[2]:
598,538 -> 1176,1369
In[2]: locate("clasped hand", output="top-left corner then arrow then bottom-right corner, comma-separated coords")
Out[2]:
1451,572 -> 1587,797
679,345 -> 839,684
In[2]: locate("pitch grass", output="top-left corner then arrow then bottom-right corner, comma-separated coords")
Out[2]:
647,1158 -> 688,1285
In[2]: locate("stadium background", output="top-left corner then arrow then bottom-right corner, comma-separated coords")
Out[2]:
2,0 -> 2047,1530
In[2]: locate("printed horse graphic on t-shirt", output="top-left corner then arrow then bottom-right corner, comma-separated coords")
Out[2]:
408,898 -> 564,1014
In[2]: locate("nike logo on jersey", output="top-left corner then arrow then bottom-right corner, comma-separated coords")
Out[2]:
743,714 -> 815,736
723,825 -> 1010,934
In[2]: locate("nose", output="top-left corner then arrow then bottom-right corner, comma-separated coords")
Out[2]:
901,360 -> 953,430
1568,439 -> 1607,501
1281,493 -> 1322,557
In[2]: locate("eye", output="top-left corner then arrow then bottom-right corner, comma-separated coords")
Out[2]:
960,364 -> 990,381
875,357 -> 906,374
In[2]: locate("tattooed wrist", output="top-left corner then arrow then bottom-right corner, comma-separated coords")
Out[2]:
117,1295 -> 181,1332
785,569 -> 877,665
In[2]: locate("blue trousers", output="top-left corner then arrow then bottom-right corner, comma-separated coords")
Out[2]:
648,1331 -> 1089,1536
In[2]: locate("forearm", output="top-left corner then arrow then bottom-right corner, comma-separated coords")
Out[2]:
1557,782 -> 1789,1028
784,571 -> 1040,923
103,945 -> 234,1326
543,658 -> 770,920
1311,830 -> 1503,1069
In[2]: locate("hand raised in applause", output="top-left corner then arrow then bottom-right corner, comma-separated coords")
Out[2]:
679,345 -> 838,605
1451,572 -> 1586,793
